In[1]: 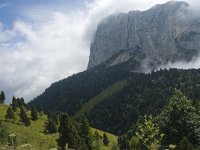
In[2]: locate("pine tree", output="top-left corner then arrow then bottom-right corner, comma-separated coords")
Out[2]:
45,119 -> 57,134
94,130 -> 101,150
118,136 -> 130,150
17,97 -> 26,107
48,112 -> 59,125
57,113 -> 79,150
103,133 -> 109,146
0,91 -> 5,103
5,106 -> 15,121
79,114 -> 93,150
31,107 -> 38,121
19,107 -> 31,126
11,96 -> 17,111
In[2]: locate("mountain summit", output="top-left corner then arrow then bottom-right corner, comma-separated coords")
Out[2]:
88,1 -> 200,69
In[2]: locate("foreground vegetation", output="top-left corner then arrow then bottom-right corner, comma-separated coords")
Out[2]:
1,89 -> 200,149
0,101 -> 117,150
29,67 -> 200,136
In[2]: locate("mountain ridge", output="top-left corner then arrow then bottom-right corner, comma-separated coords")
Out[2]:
88,1 -> 200,69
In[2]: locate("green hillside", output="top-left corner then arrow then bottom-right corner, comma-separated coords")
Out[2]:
74,80 -> 127,119
0,104 -> 58,149
0,104 -> 118,150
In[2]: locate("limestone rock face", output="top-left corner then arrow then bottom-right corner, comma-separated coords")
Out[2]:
88,1 -> 200,69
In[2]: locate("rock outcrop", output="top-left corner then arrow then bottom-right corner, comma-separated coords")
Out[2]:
88,1 -> 200,69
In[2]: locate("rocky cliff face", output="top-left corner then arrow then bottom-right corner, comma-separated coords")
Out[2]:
88,1 -> 200,69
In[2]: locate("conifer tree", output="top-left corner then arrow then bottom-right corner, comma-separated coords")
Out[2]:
5,106 -> 15,121
45,119 -> 57,134
0,91 -> 5,103
11,96 -> 17,111
158,90 -> 200,145
48,112 -> 59,125
19,106 -> 31,126
79,114 -> 94,150
103,133 -> 109,146
57,113 -> 79,150
31,107 -> 38,121
94,130 -> 101,150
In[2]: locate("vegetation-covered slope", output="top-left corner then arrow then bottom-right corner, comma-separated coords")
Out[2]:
0,104 -> 58,149
28,63 -> 134,115
88,69 -> 200,135
0,104 -> 118,150
74,80 -> 127,119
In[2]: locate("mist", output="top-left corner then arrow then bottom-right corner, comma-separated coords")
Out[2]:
0,0 -> 200,103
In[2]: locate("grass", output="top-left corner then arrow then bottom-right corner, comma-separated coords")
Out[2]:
0,104 -> 118,150
91,128 -> 118,150
74,80 -> 127,119
0,104 -> 58,149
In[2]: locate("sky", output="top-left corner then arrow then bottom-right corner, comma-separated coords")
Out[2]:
0,0 -> 199,103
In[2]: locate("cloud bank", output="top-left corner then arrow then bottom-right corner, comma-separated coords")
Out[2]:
0,0 -> 199,103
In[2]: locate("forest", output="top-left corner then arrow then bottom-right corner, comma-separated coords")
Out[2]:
29,63 -> 200,136
1,89 -> 200,149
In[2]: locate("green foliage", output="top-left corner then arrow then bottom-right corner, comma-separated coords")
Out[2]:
74,80 -> 127,119
130,136 -> 140,150
118,136 -> 130,150
79,114 -> 94,150
45,113 -> 59,134
5,106 -> 15,121
103,133 -> 110,146
135,115 -> 164,149
19,106 -> 31,126
48,113 -> 59,125
0,91 -> 5,103
157,90 -> 200,145
88,69 -> 200,134
0,121 -> 9,144
31,107 -> 38,121
111,143 -> 120,150
177,137 -> 194,150
45,119 -> 57,134
29,63 -> 200,135
28,62 -> 131,116
93,130 -> 102,150
57,113 -> 79,150
11,96 -> 26,111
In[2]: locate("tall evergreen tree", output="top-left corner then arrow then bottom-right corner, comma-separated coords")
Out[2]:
45,119 -> 57,134
11,96 -> 17,111
0,91 -> 5,103
57,113 -> 79,150
31,107 -> 38,121
118,136 -> 130,150
79,114 -> 94,150
158,90 -> 200,145
17,97 -> 26,107
103,133 -> 110,146
19,106 -> 31,126
93,130 -> 102,150
5,106 -> 15,121
48,112 -> 59,125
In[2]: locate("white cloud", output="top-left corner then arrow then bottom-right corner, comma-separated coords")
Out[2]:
0,0 -> 199,103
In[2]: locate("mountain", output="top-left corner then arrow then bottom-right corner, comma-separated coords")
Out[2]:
29,1 -> 200,135
28,61 -> 200,135
88,1 -> 200,69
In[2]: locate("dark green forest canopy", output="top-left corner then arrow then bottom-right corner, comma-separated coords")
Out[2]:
28,65 -> 200,135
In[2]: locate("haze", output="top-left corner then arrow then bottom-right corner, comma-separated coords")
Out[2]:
0,0 -> 199,103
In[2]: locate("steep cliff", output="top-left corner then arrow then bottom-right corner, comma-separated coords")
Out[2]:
88,1 -> 200,69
